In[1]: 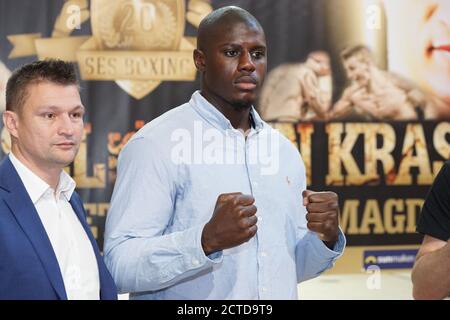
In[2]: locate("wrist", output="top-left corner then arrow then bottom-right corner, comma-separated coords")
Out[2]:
321,233 -> 339,250
201,223 -> 215,255
322,239 -> 337,250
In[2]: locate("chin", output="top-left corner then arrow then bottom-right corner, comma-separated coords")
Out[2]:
232,99 -> 254,110
50,153 -> 77,167
234,93 -> 257,108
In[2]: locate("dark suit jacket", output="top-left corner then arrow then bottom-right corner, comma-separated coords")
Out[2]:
0,156 -> 117,299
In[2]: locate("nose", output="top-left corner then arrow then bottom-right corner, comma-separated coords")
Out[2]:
238,51 -> 256,73
57,113 -> 75,136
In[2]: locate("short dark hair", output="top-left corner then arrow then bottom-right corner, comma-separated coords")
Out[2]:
6,59 -> 78,113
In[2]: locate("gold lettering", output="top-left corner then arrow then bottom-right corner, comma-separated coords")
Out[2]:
84,203 -> 110,239
326,123 -> 364,185
365,124 -> 396,184
85,57 -> 95,75
340,198 -> 421,235
433,122 -> 450,175
393,124 -> 432,185
340,199 -> 360,234
73,124 -> 106,188
384,199 -> 405,234
406,199 -> 423,233
360,200 -> 385,234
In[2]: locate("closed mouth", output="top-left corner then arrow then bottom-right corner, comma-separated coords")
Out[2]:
234,76 -> 257,90
55,142 -> 75,147
434,44 -> 450,52
235,76 -> 257,85
427,42 -> 450,57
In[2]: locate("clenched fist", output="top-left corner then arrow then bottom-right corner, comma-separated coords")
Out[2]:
201,193 -> 258,255
303,190 -> 339,249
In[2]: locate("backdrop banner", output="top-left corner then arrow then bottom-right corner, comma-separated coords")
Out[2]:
1,0 -> 449,273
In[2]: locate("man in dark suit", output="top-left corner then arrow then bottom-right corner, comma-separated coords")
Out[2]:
0,59 -> 117,299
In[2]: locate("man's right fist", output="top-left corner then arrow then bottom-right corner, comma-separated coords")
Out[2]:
201,193 -> 258,255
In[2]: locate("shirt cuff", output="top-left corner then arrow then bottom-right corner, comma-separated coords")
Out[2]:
310,227 -> 346,260
189,222 -> 223,268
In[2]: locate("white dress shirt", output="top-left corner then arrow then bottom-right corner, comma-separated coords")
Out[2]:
9,152 -> 100,300
104,91 -> 345,299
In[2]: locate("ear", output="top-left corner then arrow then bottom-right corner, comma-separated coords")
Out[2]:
3,111 -> 19,139
193,49 -> 206,73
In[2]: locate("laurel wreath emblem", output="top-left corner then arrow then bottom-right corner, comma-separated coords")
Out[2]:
99,1 -> 177,50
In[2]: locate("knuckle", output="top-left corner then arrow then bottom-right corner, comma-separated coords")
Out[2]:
328,201 -> 338,210
237,208 -> 245,217
232,198 -> 240,207
248,225 -> 258,237
238,219 -> 247,229
218,194 -> 230,202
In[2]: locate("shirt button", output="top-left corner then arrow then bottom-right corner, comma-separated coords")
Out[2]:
261,287 -> 267,293
261,252 -> 267,258
192,258 -> 200,266
252,182 -> 259,188
257,215 -> 262,222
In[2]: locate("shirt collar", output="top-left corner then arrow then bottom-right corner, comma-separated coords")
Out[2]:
9,152 -> 76,203
190,90 -> 265,132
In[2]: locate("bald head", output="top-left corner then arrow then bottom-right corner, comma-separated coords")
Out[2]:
197,6 -> 263,52
193,6 -> 267,112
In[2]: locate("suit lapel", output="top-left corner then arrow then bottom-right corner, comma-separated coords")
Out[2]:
0,157 -> 67,300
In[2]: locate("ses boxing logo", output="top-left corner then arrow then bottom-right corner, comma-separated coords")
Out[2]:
7,0 -> 212,99
363,249 -> 418,270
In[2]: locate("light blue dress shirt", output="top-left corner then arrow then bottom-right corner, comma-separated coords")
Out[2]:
104,91 -> 345,299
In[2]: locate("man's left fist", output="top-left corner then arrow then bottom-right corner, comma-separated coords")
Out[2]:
302,190 -> 339,249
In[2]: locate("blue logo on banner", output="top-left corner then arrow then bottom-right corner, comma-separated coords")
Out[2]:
363,249 -> 418,269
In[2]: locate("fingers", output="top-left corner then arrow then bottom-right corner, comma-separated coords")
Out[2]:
239,214 -> 258,229
218,192 -> 242,202
302,189 -> 314,206
305,211 -> 336,223
238,204 -> 257,217
234,194 -> 255,206
306,191 -> 338,203
247,224 -> 258,237
305,201 -> 338,213
306,220 -> 336,239
306,221 -> 324,233
304,191 -> 340,242
218,193 -> 255,206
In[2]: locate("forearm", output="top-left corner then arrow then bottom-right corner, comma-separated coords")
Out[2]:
308,96 -> 329,119
412,242 -> 450,300
105,224 -> 222,294
331,98 -> 354,118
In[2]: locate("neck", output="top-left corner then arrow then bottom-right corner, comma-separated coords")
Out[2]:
200,90 -> 252,132
11,145 -> 61,190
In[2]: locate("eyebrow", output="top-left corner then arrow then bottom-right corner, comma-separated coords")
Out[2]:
38,105 -> 85,112
219,43 -> 266,50
424,4 -> 438,21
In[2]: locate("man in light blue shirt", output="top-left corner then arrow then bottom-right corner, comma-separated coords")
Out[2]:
104,6 -> 345,300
